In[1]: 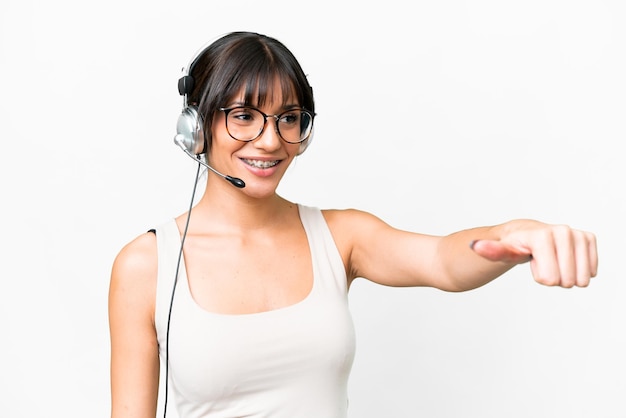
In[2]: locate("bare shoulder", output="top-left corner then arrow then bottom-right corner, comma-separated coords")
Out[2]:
321,208 -> 393,281
111,232 -> 158,282
109,232 -> 158,318
322,208 -> 390,236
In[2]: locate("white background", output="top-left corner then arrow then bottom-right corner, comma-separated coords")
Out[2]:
1,0 -> 624,417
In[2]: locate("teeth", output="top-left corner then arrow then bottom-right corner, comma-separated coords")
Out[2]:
243,159 -> 279,169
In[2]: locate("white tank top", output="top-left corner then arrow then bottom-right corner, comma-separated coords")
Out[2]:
154,204 -> 356,417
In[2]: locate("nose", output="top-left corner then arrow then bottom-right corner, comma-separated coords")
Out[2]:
253,117 -> 282,151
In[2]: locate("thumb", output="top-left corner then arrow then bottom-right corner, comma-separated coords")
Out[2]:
470,239 -> 532,264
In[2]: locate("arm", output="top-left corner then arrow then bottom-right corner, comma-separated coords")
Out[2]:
108,233 -> 160,418
324,209 -> 597,291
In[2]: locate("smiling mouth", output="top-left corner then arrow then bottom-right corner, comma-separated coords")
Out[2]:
242,158 -> 280,169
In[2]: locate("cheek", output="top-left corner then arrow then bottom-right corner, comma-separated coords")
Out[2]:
207,118 -> 235,155
208,135 -> 244,162
209,113 -> 228,143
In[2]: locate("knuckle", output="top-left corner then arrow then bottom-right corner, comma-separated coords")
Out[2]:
551,224 -> 573,241
536,275 -> 560,287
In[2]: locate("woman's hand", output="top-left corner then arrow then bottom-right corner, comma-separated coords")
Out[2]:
470,221 -> 598,288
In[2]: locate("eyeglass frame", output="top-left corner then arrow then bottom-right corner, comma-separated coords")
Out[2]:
218,106 -> 315,144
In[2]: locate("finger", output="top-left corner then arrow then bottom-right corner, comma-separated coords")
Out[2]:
470,239 -> 532,263
574,232 -> 591,287
553,225 -> 577,288
526,228 -> 561,287
588,231 -> 599,278
575,230 -> 597,287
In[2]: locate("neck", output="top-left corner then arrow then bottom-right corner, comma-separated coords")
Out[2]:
188,185 -> 295,232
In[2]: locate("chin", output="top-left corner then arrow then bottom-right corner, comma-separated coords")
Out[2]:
240,179 -> 282,198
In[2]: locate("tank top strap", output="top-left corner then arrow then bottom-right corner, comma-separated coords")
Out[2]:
153,218 -> 184,352
297,204 -> 348,295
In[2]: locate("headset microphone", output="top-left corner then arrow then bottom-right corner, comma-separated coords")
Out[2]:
174,135 -> 246,188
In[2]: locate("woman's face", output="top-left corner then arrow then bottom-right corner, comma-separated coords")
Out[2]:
207,84 -> 302,197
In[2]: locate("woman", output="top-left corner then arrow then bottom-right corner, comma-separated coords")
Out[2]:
109,31 -> 598,417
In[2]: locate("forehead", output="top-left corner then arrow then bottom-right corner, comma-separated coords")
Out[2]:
229,75 -> 299,107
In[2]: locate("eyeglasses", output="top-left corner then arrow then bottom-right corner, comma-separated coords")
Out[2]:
219,106 -> 314,144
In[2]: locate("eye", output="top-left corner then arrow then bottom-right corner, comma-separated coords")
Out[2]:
229,107 -> 260,124
279,111 -> 299,126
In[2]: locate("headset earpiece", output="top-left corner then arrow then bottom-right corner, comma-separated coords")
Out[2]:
175,105 -> 205,155
175,41 -> 214,156
178,75 -> 194,96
